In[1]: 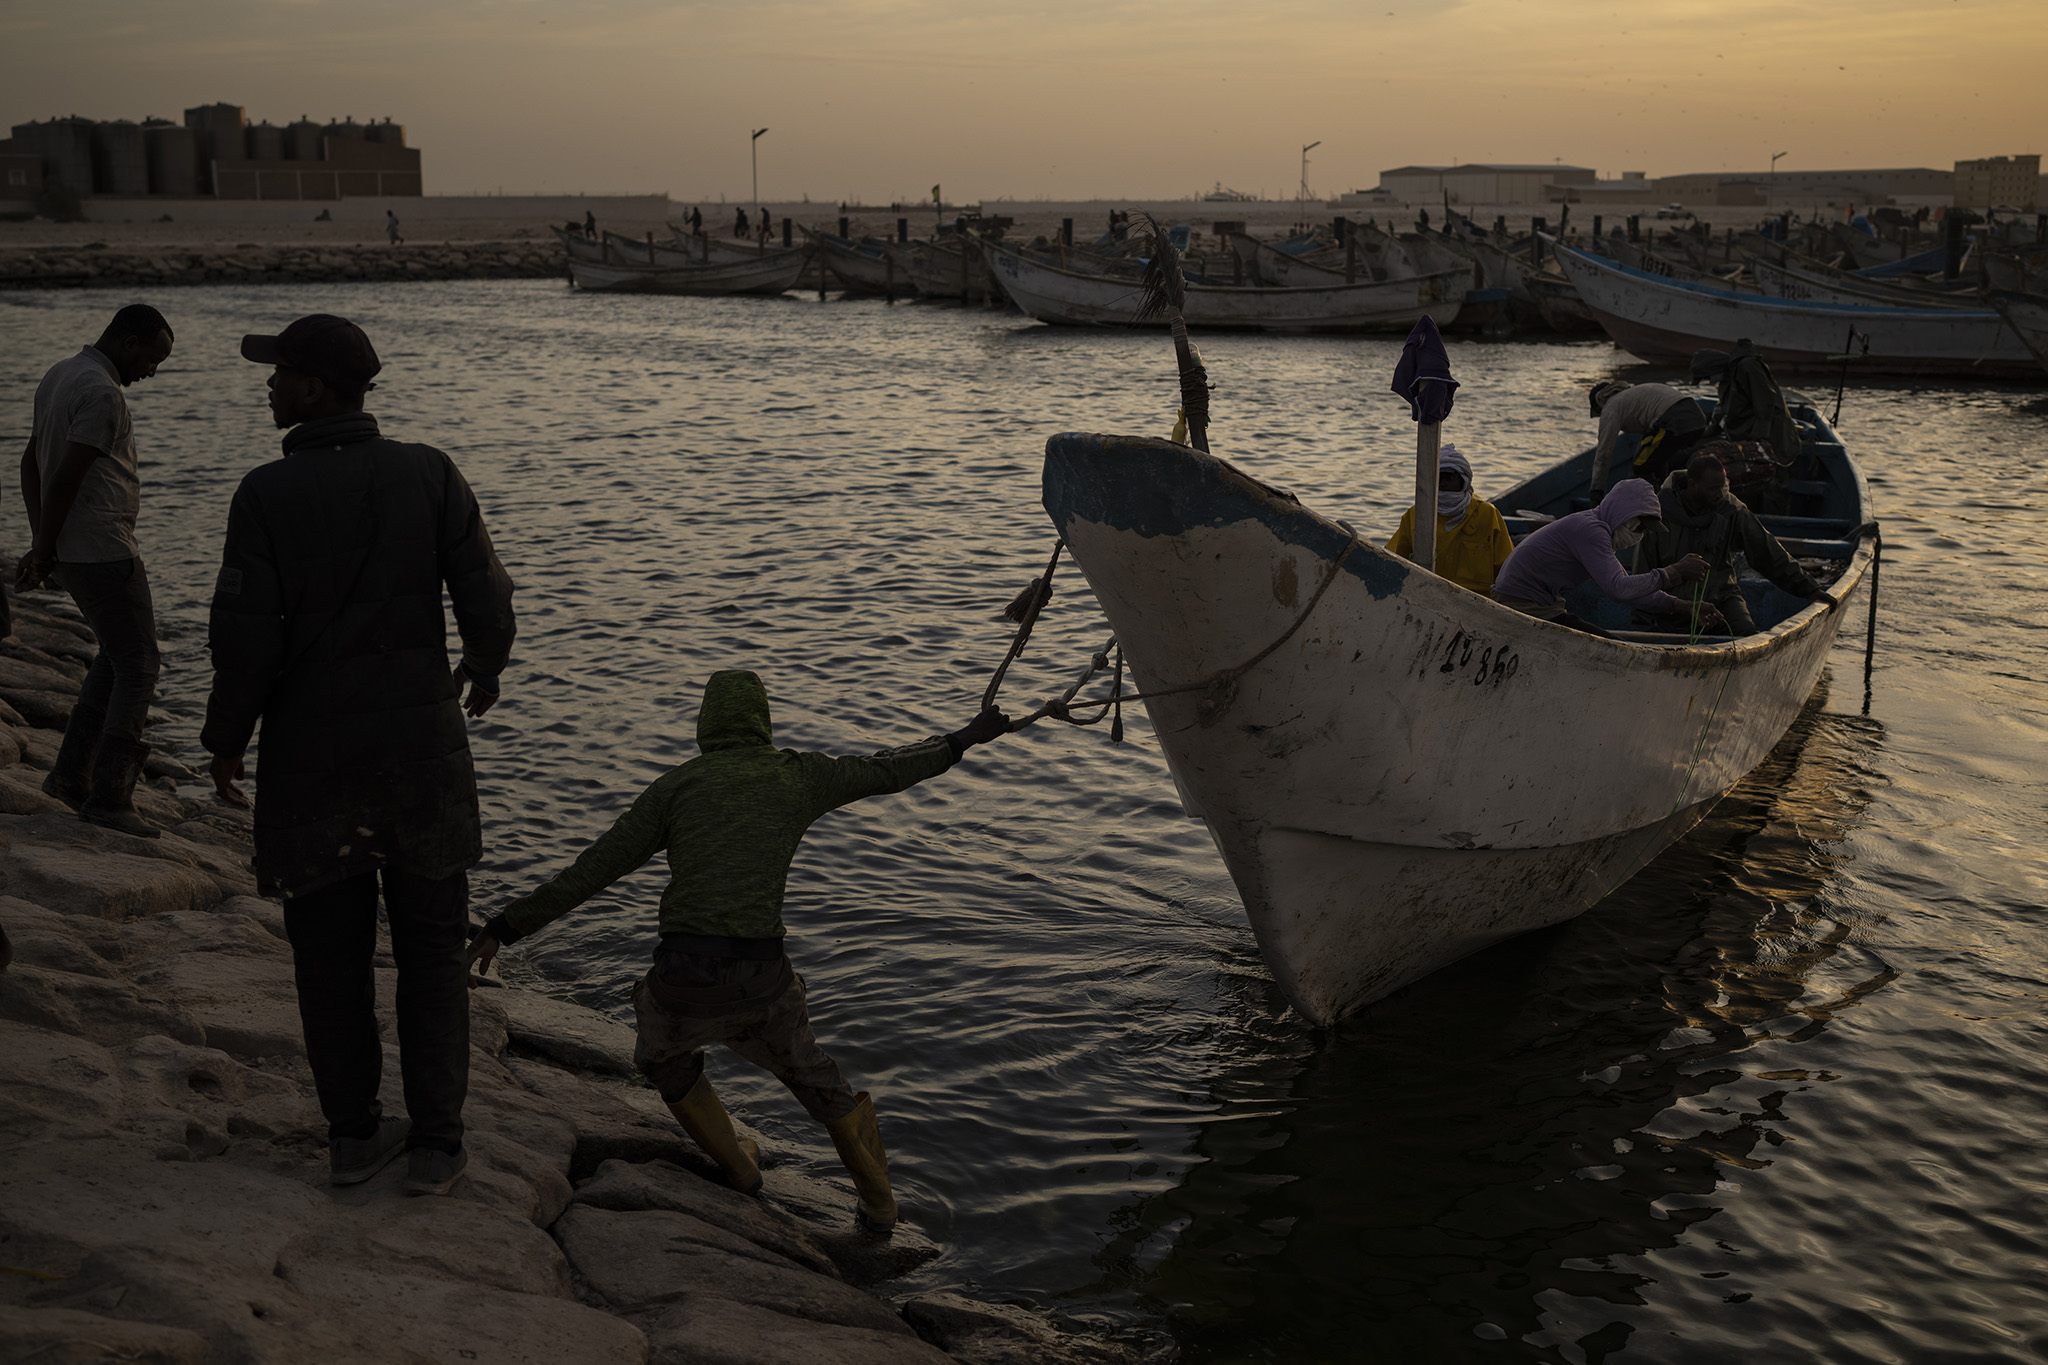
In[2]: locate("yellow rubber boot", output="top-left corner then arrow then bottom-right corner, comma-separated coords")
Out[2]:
823,1091 -> 898,1233
666,1074 -> 762,1194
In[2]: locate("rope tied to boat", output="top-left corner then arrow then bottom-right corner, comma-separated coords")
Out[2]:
985,531 -> 1362,737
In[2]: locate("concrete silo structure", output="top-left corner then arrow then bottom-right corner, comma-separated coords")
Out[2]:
9,117 -> 96,197
286,118 -> 325,161
91,120 -> 150,196
366,119 -> 406,147
143,120 -> 199,197
183,102 -> 246,193
247,120 -> 285,162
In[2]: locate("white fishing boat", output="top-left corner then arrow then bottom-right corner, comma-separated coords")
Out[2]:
1553,240 -> 2038,378
818,234 -> 910,296
1750,258 -> 1979,311
1990,292 -> 2048,377
988,241 -> 1467,332
566,249 -> 809,295
1040,401 -> 1872,1024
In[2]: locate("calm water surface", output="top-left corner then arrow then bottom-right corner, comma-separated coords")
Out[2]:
4,282 -> 2046,1363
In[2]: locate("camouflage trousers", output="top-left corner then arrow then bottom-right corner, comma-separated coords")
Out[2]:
631,946 -> 858,1123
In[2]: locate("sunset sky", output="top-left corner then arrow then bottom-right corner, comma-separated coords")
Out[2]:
4,0 -> 2042,203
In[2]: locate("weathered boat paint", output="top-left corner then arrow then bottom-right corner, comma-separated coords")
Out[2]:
1554,240 -> 2038,378
566,250 -> 809,295
990,242 -> 1466,333
1041,419 -> 1871,1024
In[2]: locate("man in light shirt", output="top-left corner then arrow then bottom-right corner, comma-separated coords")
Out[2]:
17,304 -> 175,836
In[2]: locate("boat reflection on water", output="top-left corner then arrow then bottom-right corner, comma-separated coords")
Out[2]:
1086,682 -> 1886,1362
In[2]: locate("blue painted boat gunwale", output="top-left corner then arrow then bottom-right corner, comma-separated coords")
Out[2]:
1554,241 -> 2002,321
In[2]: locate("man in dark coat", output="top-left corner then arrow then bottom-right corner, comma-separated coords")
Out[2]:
203,314 -> 516,1196
1692,340 -> 1805,472
1633,451 -> 1837,636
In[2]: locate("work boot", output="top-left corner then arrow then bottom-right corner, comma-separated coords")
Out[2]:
667,1074 -> 762,1194
78,739 -> 158,839
330,1116 -> 410,1186
43,697 -> 104,810
40,770 -> 88,810
824,1091 -> 897,1234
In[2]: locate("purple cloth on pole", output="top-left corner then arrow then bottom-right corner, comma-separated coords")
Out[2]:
1391,315 -> 1458,423
1492,481 -> 1684,614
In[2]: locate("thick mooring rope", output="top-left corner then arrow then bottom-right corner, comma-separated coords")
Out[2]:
985,533 -> 1362,736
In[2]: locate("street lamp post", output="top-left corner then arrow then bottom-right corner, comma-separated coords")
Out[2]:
1299,140 -> 1321,233
752,128 -> 770,225
1769,150 -> 1787,211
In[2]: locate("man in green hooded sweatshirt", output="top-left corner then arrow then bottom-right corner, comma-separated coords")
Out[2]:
467,670 -> 1006,1231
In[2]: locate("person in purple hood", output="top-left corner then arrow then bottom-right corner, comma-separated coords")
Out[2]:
1491,481 -> 1717,637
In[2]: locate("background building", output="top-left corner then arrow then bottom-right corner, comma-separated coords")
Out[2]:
1654,167 -> 1954,207
1378,164 -> 1595,205
1953,155 -> 2039,211
3,101 -> 424,201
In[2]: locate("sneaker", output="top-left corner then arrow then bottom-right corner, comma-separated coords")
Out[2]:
403,1145 -> 468,1197
330,1116 -> 410,1186
80,805 -> 161,839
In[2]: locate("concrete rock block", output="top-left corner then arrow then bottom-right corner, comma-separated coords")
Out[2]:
758,1164 -> 943,1286
130,948 -> 303,1059
274,1262 -> 651,1365
0,687 -> 73,730
496,987 -> 639,1076
574,1159 -> 840,1278
900,1292 -> 1145,1365
0,655 -> 83,694
284,1189 -> 575,1299
467,1129 -> 576,1227
553,1205 -> 911,1335
505,1057 -> 705,1180
0,724 -> 24,767
0,964 -> 206,1051
0,637 -> 90,681
0,842 -> 221,920
0,768 -> 68,814
638,1294 -> 953,1365
0,1020 -> 126,1139
0,1305 -> 207,1365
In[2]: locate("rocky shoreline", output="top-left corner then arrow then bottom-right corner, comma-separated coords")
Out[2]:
0,591 -> 1147,1363
0,240 -> 568,290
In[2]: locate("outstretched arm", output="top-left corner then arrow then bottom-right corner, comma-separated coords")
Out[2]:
803,707 -> 1010,816
470,781 -> 669,980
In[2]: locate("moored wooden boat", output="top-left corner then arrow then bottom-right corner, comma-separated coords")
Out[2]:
1554,240 -> 2039,377
1040,400 -> 1872,1024
566,249 -> 809,295
989,241 -> 1466,332
817,234 -> 910,296
1990,291 -> 2048,377
1524,272 -> 1604,333
1750,258 -> 1980,310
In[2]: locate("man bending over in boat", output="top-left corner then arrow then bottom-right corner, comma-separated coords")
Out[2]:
1631,452 -> 1837,636
1385,443 -> 1515,595
1491,481 -> 1716,638
467,670 -> 1008,1232
1587,379 -> 1709,500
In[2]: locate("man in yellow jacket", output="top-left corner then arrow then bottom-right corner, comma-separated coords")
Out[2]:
1385,444 -> 1515,594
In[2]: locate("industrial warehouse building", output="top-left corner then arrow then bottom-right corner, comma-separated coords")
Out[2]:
1377,164 -> 1597,205
2,102 -> 423,206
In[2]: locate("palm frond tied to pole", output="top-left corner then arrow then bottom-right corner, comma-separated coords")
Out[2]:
1131,212 -> 1213,454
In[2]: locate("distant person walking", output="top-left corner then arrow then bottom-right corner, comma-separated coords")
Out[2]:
585,210 -> 598,238
386,209 -> 404,246
734,207 -> 749,238
17,303 -> 176,836
205,313 -> 516,1196
688,205 -> 703,236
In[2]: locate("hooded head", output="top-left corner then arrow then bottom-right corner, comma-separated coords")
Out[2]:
696,670 -> 773,752
1589,380 -> 1632,417
1592,479 -> 1666,549
1437,443 -> 1474,528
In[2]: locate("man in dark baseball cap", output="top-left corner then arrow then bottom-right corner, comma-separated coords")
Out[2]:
209,312 -> 516,1196
240,314 -> 381,423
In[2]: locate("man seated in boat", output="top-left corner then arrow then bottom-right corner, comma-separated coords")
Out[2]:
1491,481 -> 1717,637
467,670 -> 1008,1234
1631,452 -> 1838,636
1587,380 -> 1709,499
1384,444 -> 1514,595
1691,341 -> 1806,474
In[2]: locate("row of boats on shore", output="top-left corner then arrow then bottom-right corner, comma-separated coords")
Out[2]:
550,211 -> 2048,381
